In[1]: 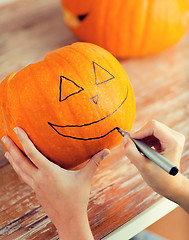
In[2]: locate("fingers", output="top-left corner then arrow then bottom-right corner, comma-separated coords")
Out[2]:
123,137 -> 148,171
5,152 -> 35,188
12,127 -> 51,169
81,149 -> 110,181
130,120 -> 185,152
1,136 -> 36,188
131,120 -> 170,141
2,135 -> 37,173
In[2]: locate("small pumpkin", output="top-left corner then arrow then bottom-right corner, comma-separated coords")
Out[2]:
0,42 -> 135,169
61,0 -> 189,58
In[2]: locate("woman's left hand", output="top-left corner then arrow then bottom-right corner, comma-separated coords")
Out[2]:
1,127 -> 110,240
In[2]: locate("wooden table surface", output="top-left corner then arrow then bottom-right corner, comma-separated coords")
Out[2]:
0,0 -> 189,239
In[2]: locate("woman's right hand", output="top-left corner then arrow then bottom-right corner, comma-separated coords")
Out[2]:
123,120 -> 189,212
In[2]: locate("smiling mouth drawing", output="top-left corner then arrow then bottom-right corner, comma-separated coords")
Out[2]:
48,88 -> 128,141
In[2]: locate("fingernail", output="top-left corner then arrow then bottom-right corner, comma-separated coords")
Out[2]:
13,127 -> 19,135
4,152 -> 9,160
1,136 -> 6,144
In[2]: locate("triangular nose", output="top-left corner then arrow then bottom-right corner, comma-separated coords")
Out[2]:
90,95 -> 99,104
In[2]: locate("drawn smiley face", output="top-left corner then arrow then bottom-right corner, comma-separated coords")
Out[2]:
48,61 -> 129,140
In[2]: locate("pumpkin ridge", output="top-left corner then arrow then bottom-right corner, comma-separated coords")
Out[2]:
8,67 -> 40,151
66,44 -> 117,132
81,43 -> 131,106
117,0 -> 135,57
7,75 -> 26,137
101,0 -> 111,50
51,50 -> 92,129
82,43 -> 125,80
29,62 -> 56,122
48,86 -> 128,129
62,44 -> 128,138
95,0 -> 110,48
159,1 -> 188,53
57,45 -> 102,160
45,52 -> 83,128
159,1 -> 170,52
128,0 -> 144,56
66,44 -> 92,63
71,43 -> 117,75
0,43 -> 135,168
67,43 -> 133,136
62,0 -> 189,57
114,0 -> 126,57
137,0 -> 153,56
67,44 -> 116,87
52,50 -> 83,81
43,56 -> 85,148
70,46 -> 105,132
0,78 -> 10,137
42,58 -> 70,129
71,43 -> 134,103
130,0 -> 149,56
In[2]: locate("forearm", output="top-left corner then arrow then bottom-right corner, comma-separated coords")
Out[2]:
164,173 -> 189,214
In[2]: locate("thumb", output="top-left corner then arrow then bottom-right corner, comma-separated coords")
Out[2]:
81,149 -> 110,180
123,136 -> 146,170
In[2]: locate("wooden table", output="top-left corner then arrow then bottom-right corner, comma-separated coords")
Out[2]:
0,0 -> 189,239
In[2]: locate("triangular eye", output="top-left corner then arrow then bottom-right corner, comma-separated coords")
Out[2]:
93,61 -> 115,85
59,76 -> 84,102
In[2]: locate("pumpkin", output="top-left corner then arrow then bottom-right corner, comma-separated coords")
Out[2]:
61,0 -> 189,58
0,42 -> 135,169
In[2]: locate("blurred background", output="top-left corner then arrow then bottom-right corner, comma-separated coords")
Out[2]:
0,0 -> 189,239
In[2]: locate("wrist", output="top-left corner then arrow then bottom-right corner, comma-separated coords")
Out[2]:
56,212 -> 94,240
164,173 -> 189,213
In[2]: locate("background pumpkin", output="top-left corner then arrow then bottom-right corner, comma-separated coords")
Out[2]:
61,0 -> 189,58
0,42 -> 135,169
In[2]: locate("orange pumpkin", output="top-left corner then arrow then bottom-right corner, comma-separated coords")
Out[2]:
61,0 -> 189,58
0,42 -> 135,169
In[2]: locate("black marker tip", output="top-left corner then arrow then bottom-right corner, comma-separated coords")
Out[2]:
116,127 -> 125,137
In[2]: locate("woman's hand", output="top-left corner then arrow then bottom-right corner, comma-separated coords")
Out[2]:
123,120 -> 189,212
1,127 -> 110,240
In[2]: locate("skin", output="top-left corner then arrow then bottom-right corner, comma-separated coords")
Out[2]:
1,119 -> 188,239
124,120 -> 189,213
1,127 -> 110,240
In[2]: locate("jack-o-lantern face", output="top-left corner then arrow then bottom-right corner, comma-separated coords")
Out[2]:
48,61 -> 128,140
0,42 -> 135,168
61,0 -> 189,58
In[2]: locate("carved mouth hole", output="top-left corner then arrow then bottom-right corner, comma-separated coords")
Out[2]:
77,13 -> 88,21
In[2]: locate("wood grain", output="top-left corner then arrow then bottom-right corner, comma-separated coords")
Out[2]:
0,0 -> 189,239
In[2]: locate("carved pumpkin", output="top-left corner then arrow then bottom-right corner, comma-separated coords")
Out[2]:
61,0 -> 189,58
0,42 -> 135,168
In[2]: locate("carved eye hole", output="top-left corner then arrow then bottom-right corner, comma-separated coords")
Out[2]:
77,13 -> 88,21
59,76 -> 84,102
